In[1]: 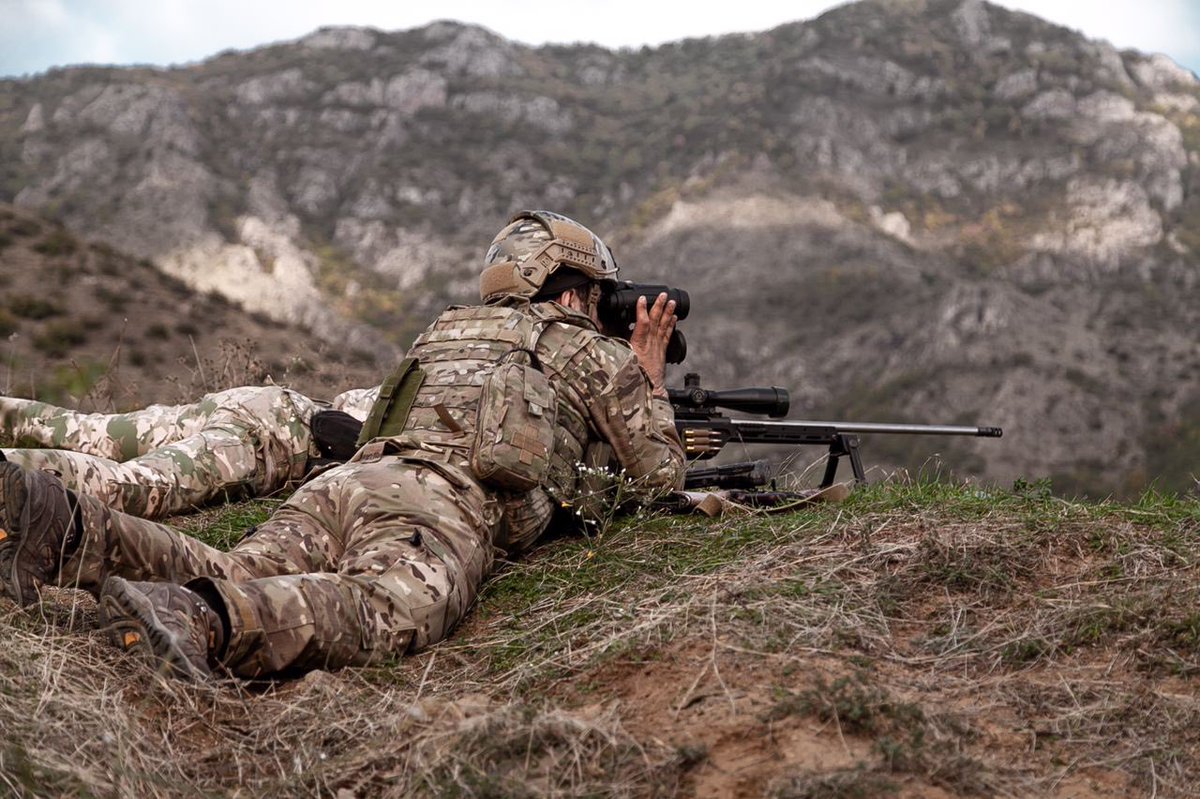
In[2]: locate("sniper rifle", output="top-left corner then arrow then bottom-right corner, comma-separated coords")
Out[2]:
670,373 -> 1003,490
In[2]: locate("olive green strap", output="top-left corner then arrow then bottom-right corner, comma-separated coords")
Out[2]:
356,356 -> 426,447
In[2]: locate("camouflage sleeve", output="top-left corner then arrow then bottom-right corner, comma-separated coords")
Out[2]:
330,386 -> 381,421
572,337 -> 685,492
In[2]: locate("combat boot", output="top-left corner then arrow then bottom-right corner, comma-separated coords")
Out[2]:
0,461 -> 79,606
99,577 -> 227,680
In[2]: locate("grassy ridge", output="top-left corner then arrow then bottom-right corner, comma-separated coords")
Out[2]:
2,479 -> 1199,797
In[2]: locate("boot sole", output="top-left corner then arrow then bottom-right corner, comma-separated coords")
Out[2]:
0,462 -> 38,606
99,576 -> 212,681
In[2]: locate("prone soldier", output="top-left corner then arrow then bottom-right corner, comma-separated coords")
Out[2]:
0,210 -> 684,679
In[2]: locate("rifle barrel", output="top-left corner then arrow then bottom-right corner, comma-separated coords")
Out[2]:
731,419 -> 1002,437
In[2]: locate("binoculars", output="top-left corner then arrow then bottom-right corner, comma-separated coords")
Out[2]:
598,282 -> 690,363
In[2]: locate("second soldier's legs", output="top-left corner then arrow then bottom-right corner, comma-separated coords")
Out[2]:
0,396 -> 200,459
5,425 -> 263,518
2,386 -> 319,518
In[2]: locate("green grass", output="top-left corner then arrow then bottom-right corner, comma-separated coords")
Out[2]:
179,499 -> 282,550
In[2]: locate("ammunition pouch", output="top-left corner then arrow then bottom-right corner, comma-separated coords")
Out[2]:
470,347 -> 557,492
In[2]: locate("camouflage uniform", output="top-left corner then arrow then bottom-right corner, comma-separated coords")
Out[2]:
47,303 -> 683,676
0,385 -> 378,520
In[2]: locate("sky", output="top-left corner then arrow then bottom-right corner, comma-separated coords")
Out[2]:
1,0 -> 1198,79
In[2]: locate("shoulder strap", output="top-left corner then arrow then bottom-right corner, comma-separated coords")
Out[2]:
499,310 -> 554,372
355,356 -> 426,446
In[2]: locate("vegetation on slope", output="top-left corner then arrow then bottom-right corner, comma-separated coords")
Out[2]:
0,204 -> 381,408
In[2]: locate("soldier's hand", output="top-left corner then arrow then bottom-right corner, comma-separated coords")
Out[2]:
629,292 -> 677,399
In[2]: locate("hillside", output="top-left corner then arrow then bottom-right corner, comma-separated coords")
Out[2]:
3,483 -> 1199,797
0,0 -> 1199,493
0,203 -> 381,408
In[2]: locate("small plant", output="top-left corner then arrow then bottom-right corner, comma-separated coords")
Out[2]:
0,308 -> 18,336
1011,476 -> 1054,500
9,295 -> 62,320
766,671 -> 914,734
31,229 -> 78,257
33,319 -> 87,357
769,768 -> 898,799
556,462 -> 672,541
6,218 -> 41,238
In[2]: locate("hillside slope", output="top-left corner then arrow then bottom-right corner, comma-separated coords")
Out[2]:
1,0 -> 1198,492
0,203 -> 381,408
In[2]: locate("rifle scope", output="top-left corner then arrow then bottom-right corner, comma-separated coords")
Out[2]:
599,281 -> 690,364
669,373 -> 790,418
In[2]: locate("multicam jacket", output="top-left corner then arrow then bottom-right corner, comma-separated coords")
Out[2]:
375,301 -> 685,552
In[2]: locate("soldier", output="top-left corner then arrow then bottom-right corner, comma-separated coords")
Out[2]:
0,385 -> 380,520
0,210 -> 684,680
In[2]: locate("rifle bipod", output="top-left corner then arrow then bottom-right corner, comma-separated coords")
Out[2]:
821,433 -> 866,488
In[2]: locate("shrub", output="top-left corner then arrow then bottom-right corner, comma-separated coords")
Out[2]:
33,320 -> 88,357
9,295 -> 62,320
96,286 -> 127,312
32,230 -> 78,257
6,219 -> 40,238
0,308 -> 18,336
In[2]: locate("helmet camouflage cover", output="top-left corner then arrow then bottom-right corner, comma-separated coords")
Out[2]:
480,210 -> 619,303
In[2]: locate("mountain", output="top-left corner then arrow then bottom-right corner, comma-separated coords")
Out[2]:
1,0 -> 1198,495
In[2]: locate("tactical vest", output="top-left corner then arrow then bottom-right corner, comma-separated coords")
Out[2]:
357,304 -> 558,491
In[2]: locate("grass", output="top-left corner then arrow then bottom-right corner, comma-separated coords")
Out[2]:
2,477 -> 1199,796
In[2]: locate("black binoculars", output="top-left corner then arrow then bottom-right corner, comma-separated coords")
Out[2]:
598,282 -> 690,363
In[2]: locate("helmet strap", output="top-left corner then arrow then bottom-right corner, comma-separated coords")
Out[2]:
584,282 -> 603,320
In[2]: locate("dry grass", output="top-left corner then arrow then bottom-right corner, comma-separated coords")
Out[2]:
0,591 -> 679,798
3,480 -> 1199,797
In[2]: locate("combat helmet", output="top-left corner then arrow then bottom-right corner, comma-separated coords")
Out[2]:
480,210 -> 618,304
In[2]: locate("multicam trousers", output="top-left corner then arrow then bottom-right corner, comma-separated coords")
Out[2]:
55,453 -> 500,676
0,386 -> 375,519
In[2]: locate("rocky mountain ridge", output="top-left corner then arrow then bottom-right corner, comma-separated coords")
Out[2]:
1,0 -> 1198,494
